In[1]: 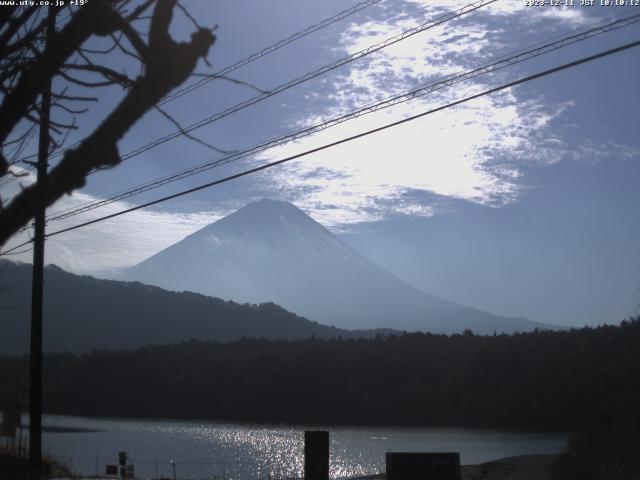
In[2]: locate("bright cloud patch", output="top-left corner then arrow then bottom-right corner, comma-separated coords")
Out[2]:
258,87 -> 559,225
253,0 -> 624,225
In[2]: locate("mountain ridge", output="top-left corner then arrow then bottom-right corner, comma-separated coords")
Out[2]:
126,199 -> 556,334
0,260 -> 358,355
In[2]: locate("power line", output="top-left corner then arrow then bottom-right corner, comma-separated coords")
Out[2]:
43,10 -> 640,224
3,0 -> 497,236
5,0 -> 384,178
18,9 -> 640,225
88,0 -> 497,175
29,38 -> 639,242
3,37 -> 639,254
0,239 -> 33,256
159,0 -> 385,106
0,0 -> 492,191
0,245 -> 33,256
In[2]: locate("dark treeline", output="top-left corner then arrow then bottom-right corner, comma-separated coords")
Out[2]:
1,319 -> 639,430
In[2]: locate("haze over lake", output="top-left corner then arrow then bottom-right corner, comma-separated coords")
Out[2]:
39,415 -> 568,479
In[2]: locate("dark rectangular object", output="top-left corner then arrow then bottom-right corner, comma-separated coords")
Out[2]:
118,451 -> 127,466
304,430 -> 329,480
105,465 -> 118,476
1,409 -> 20,438
386,452 -> 461,480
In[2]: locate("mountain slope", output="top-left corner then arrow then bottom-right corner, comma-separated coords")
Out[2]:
0,260 -> 348,355
126,199 -> 553,333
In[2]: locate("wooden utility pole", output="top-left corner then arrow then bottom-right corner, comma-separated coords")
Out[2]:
30,6 -> 55,479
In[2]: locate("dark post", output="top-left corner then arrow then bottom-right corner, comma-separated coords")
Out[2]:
385,452 -> 461,480
29,6 -> 55,479
304,430 -> 329,480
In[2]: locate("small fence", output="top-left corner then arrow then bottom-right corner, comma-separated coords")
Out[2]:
0,443 -> 297,480
1,433 -> 28,459
57,457 -> 232,480
1,409 -> 27,459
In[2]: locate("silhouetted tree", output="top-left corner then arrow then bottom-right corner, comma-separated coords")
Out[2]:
0,0 -> 216,246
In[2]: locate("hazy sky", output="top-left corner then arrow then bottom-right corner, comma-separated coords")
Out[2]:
2,0 -> 639,327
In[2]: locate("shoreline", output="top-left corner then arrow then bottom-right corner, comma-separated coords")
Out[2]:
36,412 -> 573,434
350,455 -> 563,480
4,452 -> 564,480
462,454 -> 561,480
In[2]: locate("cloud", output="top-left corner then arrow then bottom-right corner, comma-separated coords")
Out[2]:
256,87 -> 546,224
405,0 -> 589,24
1,0 -> 633,273
3,191 -> 223,275
252,0 -> 629,226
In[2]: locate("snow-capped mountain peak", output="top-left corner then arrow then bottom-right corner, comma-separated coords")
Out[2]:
126,199 -> 549,334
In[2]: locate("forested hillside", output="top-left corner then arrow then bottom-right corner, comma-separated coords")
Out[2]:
0,260 -> 349,354
1,320 -> 638,429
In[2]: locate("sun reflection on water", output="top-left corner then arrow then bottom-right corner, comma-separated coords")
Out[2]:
146,423 -> 380,479
42,415 -> 567,480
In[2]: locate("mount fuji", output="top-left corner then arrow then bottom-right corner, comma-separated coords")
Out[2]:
126,199 -> 552,334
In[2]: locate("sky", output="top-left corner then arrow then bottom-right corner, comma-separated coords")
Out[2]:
1,0 -> 639,327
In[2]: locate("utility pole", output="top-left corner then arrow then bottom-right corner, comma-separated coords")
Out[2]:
29,6 -> 55,479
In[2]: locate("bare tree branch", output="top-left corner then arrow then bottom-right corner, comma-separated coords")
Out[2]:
59,69 -> 120,88
153,105 -> 237,155
0,0 -> 123,147
62,63 -> 135,87
115,19 -> 149,60
108,31 -> 144,63
0,0 -> 216,245
0,6 -> 39,55
53,103 -> 89,115
176,1 -> 201,30
51,92 -> 99,102
125,0 -> 157,22
192,72 -> 269,94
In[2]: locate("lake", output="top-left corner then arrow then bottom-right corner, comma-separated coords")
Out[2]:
37,415 -> 568,479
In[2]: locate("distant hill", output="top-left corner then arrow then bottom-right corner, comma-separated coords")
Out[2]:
127,199 -> 556,334
0,260 -> 350,355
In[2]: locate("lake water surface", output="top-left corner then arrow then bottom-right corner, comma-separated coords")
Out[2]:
39,415 -> 568,479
